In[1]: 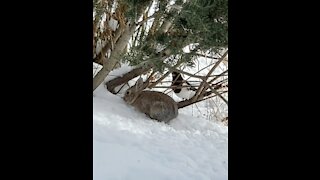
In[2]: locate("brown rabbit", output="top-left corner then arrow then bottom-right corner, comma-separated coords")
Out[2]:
123,78 -> 178,123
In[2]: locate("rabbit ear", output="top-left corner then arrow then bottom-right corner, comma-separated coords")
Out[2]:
134,77 -> 144,92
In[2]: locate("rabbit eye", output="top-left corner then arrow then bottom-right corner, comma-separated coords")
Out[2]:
126,91 -> 130,95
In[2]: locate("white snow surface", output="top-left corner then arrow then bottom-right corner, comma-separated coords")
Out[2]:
93,62 -> 228,180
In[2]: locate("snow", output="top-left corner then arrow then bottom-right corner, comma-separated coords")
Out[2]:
172,81 -> 196,100
93,59 -> 228,180
108,17 -> 118,31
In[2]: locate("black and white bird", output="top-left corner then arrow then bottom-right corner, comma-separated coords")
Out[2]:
171,71 -> 197,100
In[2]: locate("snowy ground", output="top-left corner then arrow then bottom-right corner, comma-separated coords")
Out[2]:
93,57 -> 228,180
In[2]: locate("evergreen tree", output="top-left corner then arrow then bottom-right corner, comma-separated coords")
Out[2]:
93,0 -> 228,91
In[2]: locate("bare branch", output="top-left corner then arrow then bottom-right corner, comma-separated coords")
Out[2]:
148,57 -> 185,89
208,70 -> 228,84
169,68 -> 206,79
152,85 -> 203,89
177,91 -> 228,109
204,81 -> 228,105
136,12 -> 159,26
195,91 -> 228,104
195,53 -> 219,59
193,50 -> 228,100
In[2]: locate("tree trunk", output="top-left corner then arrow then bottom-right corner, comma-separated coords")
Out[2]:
93,24 -> 136,91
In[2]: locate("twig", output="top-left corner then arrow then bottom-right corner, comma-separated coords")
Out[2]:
194,50 -> 228,100
148,58 -> 184,89
136,12 -> 159,26
170,68 -> 206,80
201,91 -> 228,101
115,83 -> 128,94
151,85 -> 199,89
194,53 -> 220,59
208,70 -> 228,84
177,91 -> 228,108
204,81 -> 228,105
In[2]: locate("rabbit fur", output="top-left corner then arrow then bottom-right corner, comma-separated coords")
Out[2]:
123,78 -> 178,123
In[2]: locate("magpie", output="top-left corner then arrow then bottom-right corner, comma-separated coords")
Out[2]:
171,71 -> 220,100
171,71 -> 197,100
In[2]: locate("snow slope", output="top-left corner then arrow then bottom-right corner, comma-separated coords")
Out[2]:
93,61 -> 228,180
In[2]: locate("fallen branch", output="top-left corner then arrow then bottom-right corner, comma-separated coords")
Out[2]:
106,64 -> 152,94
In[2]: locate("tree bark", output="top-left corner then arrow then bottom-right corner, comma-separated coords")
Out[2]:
106,65 -> 152,94
93,24 -> 137,91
